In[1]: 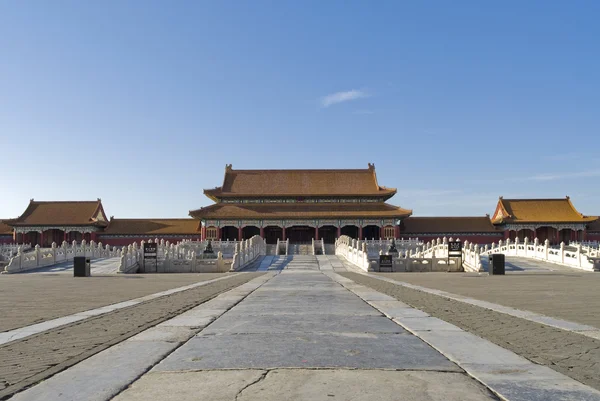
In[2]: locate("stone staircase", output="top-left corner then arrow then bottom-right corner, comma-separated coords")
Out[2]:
324,244 -> 336,255
288,244 -> 312,255
266,244 -> 277,256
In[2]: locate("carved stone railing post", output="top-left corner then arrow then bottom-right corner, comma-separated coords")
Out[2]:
51,242 -> 57,264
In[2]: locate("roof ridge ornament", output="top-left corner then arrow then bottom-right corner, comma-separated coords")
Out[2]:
368,163 -> 375,170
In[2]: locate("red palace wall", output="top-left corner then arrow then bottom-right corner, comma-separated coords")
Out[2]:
587,232 -> 600,242
97,236 -> 202,247
0,235 -> 14,244
402,234 -> 504,244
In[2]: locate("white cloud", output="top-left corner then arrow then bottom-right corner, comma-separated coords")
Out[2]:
320,90 -> 368,108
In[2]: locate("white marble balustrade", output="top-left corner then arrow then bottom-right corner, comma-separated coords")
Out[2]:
4,240 -> 121,274
462,237 -> 600,272
335,235 -> 372,271
230,235 -> 266,271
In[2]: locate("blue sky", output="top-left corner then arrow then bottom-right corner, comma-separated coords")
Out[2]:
1,1 -> 599,219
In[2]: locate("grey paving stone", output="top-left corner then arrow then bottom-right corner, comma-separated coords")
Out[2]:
112,370 -> 266,401
238,369 -> 497,401
393,316 -> 464,332
370,301 -> 430,318
416,330 -> 532,366
239,293 -> 362,305
252,285 -> 346,292
157,315 -> 215,328
128,326 -> 196,342
228,301 -> 380,316
200,314 -> 405,335
369,299 -> 411,309
198,297 -> 246,310
75,300 -> 141,316
527,315 -> 596,331
11,341 -> 177,401
114,369 -> 497,401
152,332 -> 462,371
463,363 -> 600,401
171,308 -> 227,320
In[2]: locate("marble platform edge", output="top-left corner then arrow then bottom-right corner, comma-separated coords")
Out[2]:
326,271 -> 600,401
0,273 -> 243,346
365,273 -> 600,339
9,273 -> 276,401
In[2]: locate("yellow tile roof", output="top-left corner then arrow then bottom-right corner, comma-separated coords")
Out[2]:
204,164 -> 396,200
103,219 -> 200,235
4,200 -> 108,227
0,220 -> 13,235
492,197 -> 596,224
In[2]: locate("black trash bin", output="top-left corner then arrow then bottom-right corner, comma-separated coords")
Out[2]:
74,256 -> 91,277
489,254 -> 505,275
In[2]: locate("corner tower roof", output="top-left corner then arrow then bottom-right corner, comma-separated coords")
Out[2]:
203,164 -> 397,201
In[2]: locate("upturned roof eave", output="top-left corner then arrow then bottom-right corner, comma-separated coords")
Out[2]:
202,189 -> 397,199
188,204 -> 412,220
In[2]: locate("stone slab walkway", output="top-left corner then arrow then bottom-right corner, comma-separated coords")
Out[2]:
8,256 -> 600,401
113,256 -> 496,401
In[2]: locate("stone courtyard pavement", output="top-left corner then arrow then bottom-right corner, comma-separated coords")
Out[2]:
376,261 -> 600,328
3,256 -> 600,400
0,271 -> 232,331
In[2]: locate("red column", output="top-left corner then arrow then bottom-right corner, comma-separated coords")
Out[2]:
217,227 -> 222,241
337,226 -> 341,238
358,226 -> 363,240
63,231 -> 68,242
201,226 -> 206,241
394,225 -> 400,239
315,227 -> 319,240
282,227 -> 286,241
39,231 -> 44,247
260,227 -> 264,238
238,227 -> 243,241
503,230 -> 510,240
91,232 -> 97,242
583,230 -> 588,241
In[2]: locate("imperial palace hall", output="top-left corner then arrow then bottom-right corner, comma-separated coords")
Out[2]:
1,164 -> 599,246
189,164 -> 411,243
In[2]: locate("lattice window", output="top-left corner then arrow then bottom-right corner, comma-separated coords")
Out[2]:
206,227 -> 218,240
383,225 -> 395,239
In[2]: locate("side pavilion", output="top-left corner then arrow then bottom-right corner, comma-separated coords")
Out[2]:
491,197 -> 596,243
4,199 -> 108,247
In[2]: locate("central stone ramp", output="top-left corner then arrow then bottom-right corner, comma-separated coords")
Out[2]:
114,260 -> 496,400
155,272 -> 457,370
